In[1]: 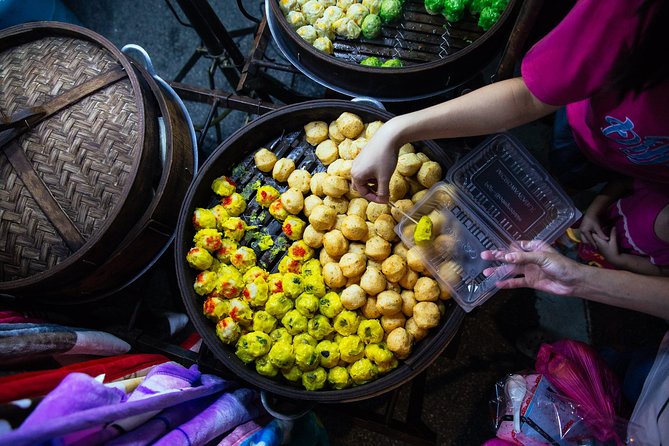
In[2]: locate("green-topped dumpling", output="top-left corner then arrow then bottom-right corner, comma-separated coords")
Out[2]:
333,309 -> 360,336
327,366 -> 352,389
256,355 -> 279,377
268,341 -> 295,369
235,331 -> 272,363
253,310 -> 278,333
295,342 -> 319,371
360,56 -> 383,67
357,319 -> 384,344
316,339 -> 340,368
302,275 -> 326,297
308,314 -> 334,340
295,293 -> 320,318
319,291 -> 344,318
282,365 -> 303,382
379,0 -> 402,23
302,367 -> 328,390
360,13 -> 381,38
282,272 -> 304,298
293,332 -> 317,347
301,258 -> 323,277
339,334 -> 365,362
282,309 -> 308,335
270,327 -> 293,344
381,58 -> 403,67
349,357 -> 378,384
265,293 -> 294,319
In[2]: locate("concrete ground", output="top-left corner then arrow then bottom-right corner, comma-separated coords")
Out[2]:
7,0 -> 668,444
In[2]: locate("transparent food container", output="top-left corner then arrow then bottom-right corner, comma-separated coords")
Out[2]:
395,133 -> 581,312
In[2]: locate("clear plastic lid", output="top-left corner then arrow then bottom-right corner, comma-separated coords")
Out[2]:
395,133 -> 581,312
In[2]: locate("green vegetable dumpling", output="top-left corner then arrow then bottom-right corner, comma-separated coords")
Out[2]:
360,13 -> 382,39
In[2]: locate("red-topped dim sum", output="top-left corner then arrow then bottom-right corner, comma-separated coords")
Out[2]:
214,238 -> 238,263
194,270 -> 218,295
216,317 -> 241,344
193,228 -> 223,252
230,246 -> 257,272
282,215 -> 307,241
288,240 -> 315,261
192,207 -> 217,230
203,296 -> 229,321
256,185 -> 281,207
211,175 -> 236,197
221,192 -> 247,216
269,198 -> 289,221
186,247 -> 215,271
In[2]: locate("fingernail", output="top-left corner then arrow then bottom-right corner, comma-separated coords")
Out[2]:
504,253 -> 515,262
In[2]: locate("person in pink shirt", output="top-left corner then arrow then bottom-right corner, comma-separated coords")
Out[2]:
578,178 -> 669,275
351,0 -> 669,442
352,0 -> 669,200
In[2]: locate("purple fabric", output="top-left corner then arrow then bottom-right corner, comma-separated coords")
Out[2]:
3,364 -> 231,446
105,394 -> 219,446
217,416 -> 271,446
65,362 -> 204,445
521,0 -> 669,184
22,373 -> 126,425
153,387 -> 264,446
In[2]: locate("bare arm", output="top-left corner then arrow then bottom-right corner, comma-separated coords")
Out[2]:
352,77 -> 559,202
386,77 -> 559,142
482,240 -> 669,320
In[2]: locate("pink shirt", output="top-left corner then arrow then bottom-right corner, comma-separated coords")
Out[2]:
607,180 -> 669,266
521,0 -> 669,184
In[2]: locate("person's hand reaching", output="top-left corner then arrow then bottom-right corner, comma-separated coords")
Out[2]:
351,119 -> 401,203
480,240 -> 584,296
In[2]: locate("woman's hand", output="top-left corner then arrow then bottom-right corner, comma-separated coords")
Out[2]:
351,118 -> 402,203
481,240 -> 584,296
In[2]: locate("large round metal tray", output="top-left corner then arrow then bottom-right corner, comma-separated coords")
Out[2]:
266,0 -> 518,101
175,99 -> 465,403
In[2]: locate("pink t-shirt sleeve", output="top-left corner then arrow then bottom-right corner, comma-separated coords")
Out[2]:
521,0 -> 644,106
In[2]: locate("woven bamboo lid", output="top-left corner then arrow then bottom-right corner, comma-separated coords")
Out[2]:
0,22 -> 155,296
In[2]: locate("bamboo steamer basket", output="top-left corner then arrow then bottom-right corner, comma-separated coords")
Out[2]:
0,22 -> 194,302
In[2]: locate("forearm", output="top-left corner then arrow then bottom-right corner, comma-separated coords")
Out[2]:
572,265 -> 669,319
607,253 -> 669,276
386,77 -> 559,145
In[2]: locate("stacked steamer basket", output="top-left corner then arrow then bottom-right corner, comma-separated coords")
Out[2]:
266,0 -> 519,101
175,100 -> 465,403
0,22 -> 195,303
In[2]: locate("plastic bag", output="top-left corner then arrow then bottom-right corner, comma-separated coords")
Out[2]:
490,340 -> 628,445
536,340 -> 625,445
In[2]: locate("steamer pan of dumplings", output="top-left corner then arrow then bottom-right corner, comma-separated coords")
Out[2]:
266,0 -> 519,101
396,133 -> 581,313
175,99 -> 465,402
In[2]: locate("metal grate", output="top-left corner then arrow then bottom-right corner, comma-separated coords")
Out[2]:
330,0 -> 488,65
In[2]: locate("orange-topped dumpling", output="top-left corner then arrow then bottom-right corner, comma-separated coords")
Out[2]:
256,185 -> 281,208
211,175 -> 236,196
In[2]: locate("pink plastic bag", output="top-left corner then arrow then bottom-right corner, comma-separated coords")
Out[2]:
491,340 -> 627,445
535,340 -> 625,445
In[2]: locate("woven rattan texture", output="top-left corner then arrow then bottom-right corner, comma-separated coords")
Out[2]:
0,36 -> 141,281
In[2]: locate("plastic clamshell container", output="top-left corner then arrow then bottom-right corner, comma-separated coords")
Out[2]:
395,133 -> 581,312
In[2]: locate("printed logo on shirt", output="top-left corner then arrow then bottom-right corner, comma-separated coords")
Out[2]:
602,116 -> 669,165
